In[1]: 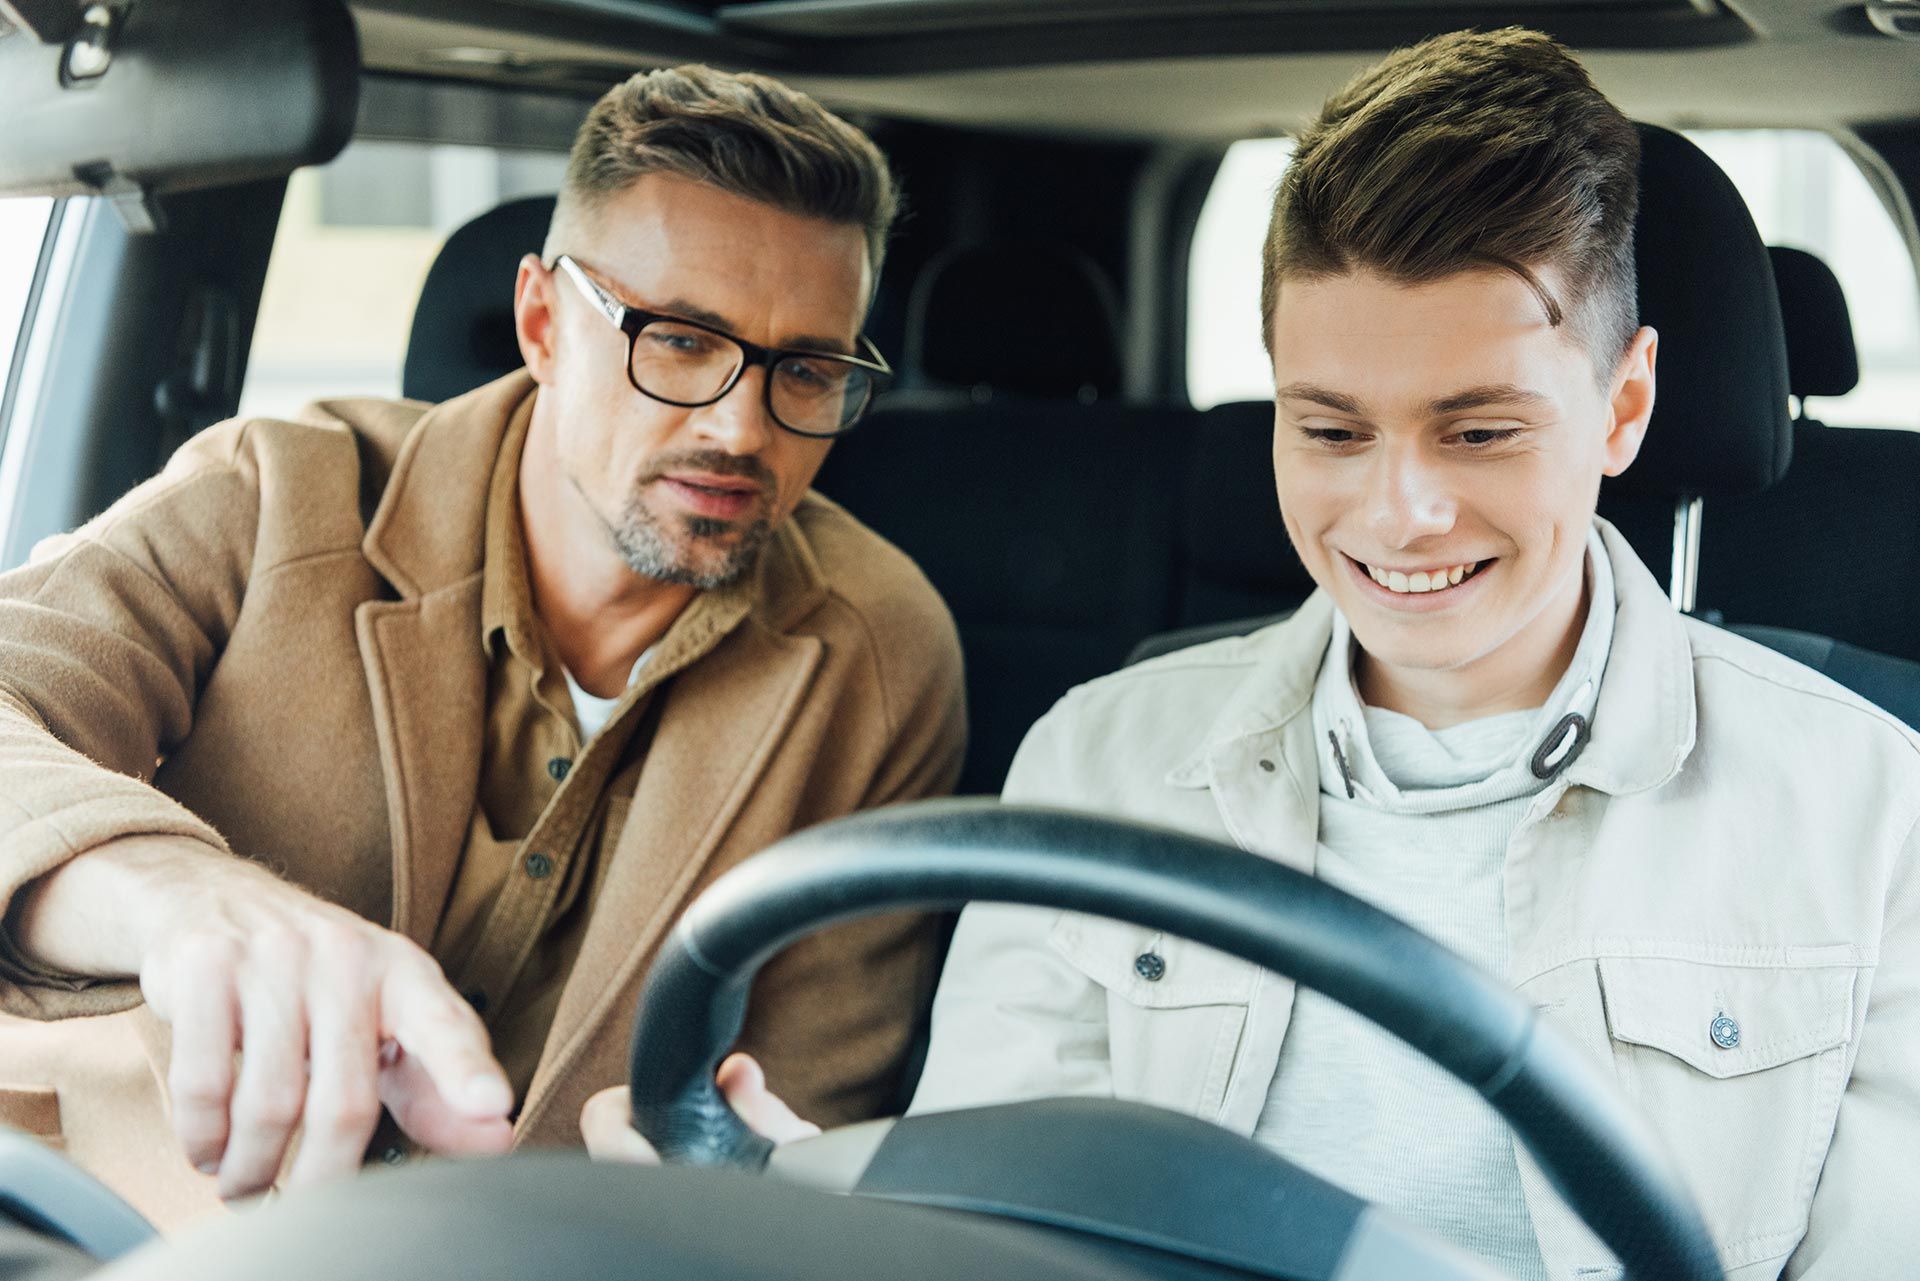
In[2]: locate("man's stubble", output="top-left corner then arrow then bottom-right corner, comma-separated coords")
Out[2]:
604,450 -> 777,589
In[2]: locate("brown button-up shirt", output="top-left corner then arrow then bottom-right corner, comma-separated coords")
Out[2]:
433,399 -> 754,1101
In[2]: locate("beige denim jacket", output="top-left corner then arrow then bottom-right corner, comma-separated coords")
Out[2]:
911,521 -> 1920,1281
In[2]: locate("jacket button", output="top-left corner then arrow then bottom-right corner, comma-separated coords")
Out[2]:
1134,952 -> 1166,982
1258,758 -> 1276,773
379,1145 -> 407,1165
524,851 -> 553,880
547,757 -> 573,781
1710,1014 -> 1741,1049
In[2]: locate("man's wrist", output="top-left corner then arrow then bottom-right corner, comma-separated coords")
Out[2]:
8,834 -> 237,979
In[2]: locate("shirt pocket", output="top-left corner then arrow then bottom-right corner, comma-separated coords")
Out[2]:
1048,912 -> 1259,1120
1596,956 -> 1856,1271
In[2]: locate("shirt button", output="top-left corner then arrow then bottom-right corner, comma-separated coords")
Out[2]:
524,851 -> 553,880
464,989 -> 489,1015
1257,758 -> 1277,773
1711,1014 -> 1741,1049
1134,952 -> 1166,982
547,757 -> 572,781
379,1145 -> 407,1166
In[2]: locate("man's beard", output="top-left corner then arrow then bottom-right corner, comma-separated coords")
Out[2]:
608,452 -> 776,589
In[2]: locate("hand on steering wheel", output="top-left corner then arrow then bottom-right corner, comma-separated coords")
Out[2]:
581,1054 -> 815,1163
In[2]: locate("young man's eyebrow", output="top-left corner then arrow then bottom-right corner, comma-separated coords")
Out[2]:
1276,382 -> 1364,414
1425,384 -> 1552,415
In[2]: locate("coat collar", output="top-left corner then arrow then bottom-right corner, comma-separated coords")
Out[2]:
1165,518 -> 1697,800
361,374 -> 526,599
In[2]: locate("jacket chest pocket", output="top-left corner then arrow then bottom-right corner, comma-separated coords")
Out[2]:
1048,913 -> 1259,1121
1596,956 -> 1857,1272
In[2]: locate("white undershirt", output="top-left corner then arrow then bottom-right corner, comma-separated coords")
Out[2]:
563,646 -> 655,741
1251,528 -> 1615,1279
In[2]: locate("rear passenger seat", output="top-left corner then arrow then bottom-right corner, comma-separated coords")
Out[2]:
1698,246 -> 1920,665
814,240 -> 1194,795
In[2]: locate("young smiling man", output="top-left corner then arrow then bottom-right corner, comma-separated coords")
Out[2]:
896,29 -> 1920,1281
0,67 -> 962,1220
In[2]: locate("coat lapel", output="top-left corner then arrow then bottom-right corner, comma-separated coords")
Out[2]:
354,587 -> 488,944
354,373 -> 532,942
515,620 -> 823,1137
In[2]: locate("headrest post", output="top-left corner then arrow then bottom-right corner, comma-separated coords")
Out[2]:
1670,495 -> 1704,613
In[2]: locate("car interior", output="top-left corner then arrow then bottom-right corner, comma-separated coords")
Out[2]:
1,0 -> 1917,1277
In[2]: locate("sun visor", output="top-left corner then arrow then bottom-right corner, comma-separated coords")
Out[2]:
0,0 -> 358,225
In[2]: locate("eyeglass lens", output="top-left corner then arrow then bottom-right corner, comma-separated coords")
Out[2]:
631,319 -> 874,434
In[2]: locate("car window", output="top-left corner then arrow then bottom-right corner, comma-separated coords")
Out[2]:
1187,130 -> 1920,431
0,196 -> 54,403
1186,138 -> 1292,412
239,140 -> 568,421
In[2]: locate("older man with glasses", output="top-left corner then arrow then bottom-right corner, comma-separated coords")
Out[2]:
0,65 -> 963,1221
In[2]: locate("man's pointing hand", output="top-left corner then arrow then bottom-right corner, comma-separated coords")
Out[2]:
13,834 -> 513,1199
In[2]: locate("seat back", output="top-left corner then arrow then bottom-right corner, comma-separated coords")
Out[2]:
1595,126 -> 1793,583
898,239 -> 1124,403
402,194 -> 555,404
1695,246 -> 1920,662
814,402 -> 1195,794
1175,400 -> 1316,627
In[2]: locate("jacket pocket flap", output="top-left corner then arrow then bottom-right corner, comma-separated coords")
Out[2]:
1048,913 -> 1259,1009
1597,957 -> 1855,1078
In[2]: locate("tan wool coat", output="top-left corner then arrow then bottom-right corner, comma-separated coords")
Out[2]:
0,372 -> 966,1228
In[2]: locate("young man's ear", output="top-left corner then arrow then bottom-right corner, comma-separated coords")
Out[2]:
514,253 -> 560,385
1600,326 -> 1659,477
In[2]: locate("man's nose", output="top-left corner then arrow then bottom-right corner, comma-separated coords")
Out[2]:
1364,447 -> 1457,547
690,365 -> 777,455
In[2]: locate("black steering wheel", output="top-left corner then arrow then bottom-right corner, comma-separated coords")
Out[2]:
628,799 -> 1723,1281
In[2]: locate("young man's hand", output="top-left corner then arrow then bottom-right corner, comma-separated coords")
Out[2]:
579,1053 -> 820,1163
10,835 -> 514,1199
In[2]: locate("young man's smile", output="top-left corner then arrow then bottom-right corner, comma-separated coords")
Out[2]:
1343,552 -> 1493,605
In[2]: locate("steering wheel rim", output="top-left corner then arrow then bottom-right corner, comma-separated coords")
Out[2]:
627,799 -> 1722,1281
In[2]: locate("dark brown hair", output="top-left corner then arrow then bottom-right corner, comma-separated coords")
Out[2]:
549,64 -> 899,276
1261,28 -> 1641,375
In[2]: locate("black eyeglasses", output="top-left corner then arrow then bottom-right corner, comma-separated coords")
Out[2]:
552,254 -> 891,438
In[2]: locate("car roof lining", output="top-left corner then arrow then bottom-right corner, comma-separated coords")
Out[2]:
349,0 -> 1920,138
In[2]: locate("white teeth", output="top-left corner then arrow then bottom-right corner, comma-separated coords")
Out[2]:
1363,560 -> 1481,594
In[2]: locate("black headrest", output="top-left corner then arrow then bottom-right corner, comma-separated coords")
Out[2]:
1182,400 -> 1317,599
1606,125 -> 1791,500
1767,245 -> 1859,402
905,241 -> 1123,401
402,194 -> 555,404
